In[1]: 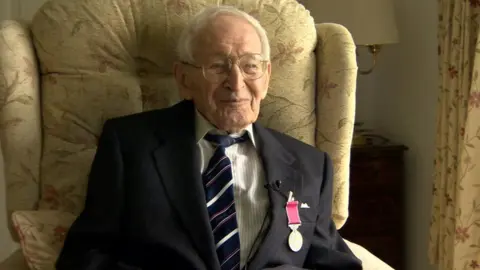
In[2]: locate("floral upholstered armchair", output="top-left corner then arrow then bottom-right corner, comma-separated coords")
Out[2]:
0,0 -> 394,269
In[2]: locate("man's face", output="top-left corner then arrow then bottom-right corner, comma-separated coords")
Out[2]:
175,14 -> 271,133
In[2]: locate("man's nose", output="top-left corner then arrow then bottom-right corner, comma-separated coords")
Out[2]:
225,65 -> 246,91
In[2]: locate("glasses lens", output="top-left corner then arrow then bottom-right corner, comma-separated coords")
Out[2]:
203,59 -> 228,82
202,54 -> 266,83
239,54 -> 265,79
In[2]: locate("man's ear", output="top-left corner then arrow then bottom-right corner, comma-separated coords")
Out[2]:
174,62 -> 193,100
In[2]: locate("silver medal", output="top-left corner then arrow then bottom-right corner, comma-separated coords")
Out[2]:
288,225 -> 303,252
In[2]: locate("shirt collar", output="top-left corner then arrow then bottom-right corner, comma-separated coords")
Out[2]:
195,110 -> 256,147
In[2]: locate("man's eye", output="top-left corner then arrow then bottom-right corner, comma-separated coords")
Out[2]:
207,63 -> 227,74
243,63 -> 259,74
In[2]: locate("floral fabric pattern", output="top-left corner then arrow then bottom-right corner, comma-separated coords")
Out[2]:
0,20 -> 42,234
11,210 -> 76,270
429,0 -> 480,269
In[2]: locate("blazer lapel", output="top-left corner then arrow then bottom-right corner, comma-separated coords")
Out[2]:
248,124 -> 303,269
152,101 -> 219,270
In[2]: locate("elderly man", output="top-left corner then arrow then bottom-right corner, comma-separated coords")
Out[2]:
56,5 -> 362,270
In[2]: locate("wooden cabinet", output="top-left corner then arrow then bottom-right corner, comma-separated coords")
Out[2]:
339,144 -> 407,270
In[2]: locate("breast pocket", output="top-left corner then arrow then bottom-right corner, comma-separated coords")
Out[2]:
297,197 -> 317,224
297,203 -> 318,252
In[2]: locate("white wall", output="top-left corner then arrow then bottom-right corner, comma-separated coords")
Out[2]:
367,0 -> 438,270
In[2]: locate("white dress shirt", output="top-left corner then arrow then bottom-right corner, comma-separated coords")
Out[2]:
195,111 -> 270,268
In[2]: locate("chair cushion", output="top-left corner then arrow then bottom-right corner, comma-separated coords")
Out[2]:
31,0 -> 317,215
11,210 -> 76,270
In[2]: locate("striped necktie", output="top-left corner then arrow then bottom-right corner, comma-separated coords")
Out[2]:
202,133 -> 249,270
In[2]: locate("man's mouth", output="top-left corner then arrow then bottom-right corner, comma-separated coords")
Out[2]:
220,99 -> 249,103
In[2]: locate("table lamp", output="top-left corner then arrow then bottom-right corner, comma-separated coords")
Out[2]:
298,0 -> 399,74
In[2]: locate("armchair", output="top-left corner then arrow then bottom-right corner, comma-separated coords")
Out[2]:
0,0 -> 394,269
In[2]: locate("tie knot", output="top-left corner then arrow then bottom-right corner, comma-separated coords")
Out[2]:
203,132 -> 249,148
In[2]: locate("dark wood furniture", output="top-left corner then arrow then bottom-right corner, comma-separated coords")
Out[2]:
339,144 -> 407,270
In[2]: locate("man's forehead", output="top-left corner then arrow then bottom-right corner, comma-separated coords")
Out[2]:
199,15 -> 258,41
195,44 -> 262,61
193,21 -> 261,59
202,52 -> 261,60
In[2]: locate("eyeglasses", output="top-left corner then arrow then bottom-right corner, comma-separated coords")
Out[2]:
182,54 -> 268,83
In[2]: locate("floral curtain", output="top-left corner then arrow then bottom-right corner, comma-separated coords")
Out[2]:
429,0 -> 480,269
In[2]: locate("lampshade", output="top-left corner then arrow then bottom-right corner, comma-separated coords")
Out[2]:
298,0 -> 399,45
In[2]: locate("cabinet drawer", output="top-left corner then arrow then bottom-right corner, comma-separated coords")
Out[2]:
348,144 -> 406,269
341,215 -> 401,237
341,188 -> 403,236
349,188 -> 402,218
350,158 -> 403,187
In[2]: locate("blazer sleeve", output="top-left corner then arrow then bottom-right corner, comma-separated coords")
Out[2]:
303,152 -> 363,270
56,120 -> 140,270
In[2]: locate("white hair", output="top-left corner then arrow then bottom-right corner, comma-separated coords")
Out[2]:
176,6 -> 271,63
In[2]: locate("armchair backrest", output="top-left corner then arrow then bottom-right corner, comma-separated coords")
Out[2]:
0,0 -> 357,230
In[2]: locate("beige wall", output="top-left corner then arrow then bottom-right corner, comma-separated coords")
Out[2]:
0,1 -> 12,22
372,0 -> 437,268
1,0 -> 46,21
299,0 -> 438,269
16,0 -> 47,21
366,1 -> 438,270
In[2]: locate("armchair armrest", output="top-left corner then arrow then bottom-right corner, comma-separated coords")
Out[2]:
345,239 -> 395,270
314,23 -> 358,229
0,20 -> 42,218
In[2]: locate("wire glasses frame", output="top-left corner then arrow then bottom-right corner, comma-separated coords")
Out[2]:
182,53 -> 269,83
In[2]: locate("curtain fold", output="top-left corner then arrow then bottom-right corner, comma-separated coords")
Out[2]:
429,1 -> 480,269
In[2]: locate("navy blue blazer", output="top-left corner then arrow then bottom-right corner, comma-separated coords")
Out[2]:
56,100 -> 362,270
